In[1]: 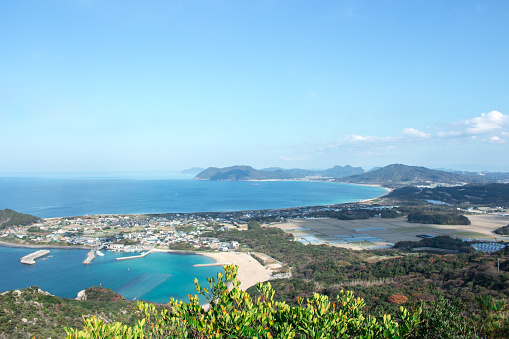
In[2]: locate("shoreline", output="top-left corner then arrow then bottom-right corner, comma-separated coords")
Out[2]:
358,185 -> 392,203
150,249 -> 272,291
195,251 -> 273,290
1,245 -> 272,294
0,240 -> 93,250
0,244 -> 270,304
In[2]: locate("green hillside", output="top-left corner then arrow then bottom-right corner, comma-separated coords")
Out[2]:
0,286 -> 139,338
0,209 -> 41,229
194,165 -> 291,180
387,183 -> 509,205
194,165 -> 365,181
339,164 -> 487,187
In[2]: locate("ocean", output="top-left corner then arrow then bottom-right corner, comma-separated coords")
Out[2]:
0,176 -> 387,302
0,177 -> 387,218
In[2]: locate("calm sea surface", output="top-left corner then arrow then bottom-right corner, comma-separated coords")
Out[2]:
0,177 -> 386,302
0,178 -> 387,218
0,246 -> 221,303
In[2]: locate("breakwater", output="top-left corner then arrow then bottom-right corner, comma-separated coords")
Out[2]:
20,250 -> 50,265
116,249 -> 154,261
83,249 -> 96,264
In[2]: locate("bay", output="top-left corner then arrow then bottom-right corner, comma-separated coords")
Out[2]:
0,246 -> 221,303
0,176 -> 386,302
0,178 -> 387,218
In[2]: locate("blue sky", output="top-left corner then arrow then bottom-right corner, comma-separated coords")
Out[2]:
1,0 -> 509,173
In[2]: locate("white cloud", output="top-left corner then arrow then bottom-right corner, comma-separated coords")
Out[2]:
306,110 -> 507,160
465,111 -> 509,135
346,135 -> 370,142
401,128 -> 431,139
344,135 -> 399,143
438,111 -> 509,139
489,136 -> 506,143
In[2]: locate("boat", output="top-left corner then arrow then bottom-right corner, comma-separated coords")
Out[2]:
95,250 -> 105,256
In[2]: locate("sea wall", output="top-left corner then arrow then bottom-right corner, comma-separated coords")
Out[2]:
20,250 -> 50,265
82,249 -> 95,264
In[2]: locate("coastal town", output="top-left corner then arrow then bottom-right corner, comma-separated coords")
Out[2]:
1,212 -> 243,251
2,202 -> 508,255
0,204 -> 372,250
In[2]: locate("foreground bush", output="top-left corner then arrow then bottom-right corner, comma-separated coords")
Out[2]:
66,265 -> 421,338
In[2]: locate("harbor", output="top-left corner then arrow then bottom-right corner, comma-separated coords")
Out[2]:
20,250 -> 50,265
1,245 -> 225,304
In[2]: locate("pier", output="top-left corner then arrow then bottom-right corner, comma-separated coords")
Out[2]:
20,250 -> 50,265
116,249 -> 154,261
83,249 -> 96,264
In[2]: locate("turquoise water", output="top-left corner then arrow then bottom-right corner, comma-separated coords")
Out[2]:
0,178 -> 387,218
0,246 -> 222,303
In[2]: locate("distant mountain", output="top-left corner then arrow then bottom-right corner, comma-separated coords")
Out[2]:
181,167 -> 206,175
261,167 -> 286,171
448,170 -> 509,182
338,164 -> 488,187
194,166 -> 292,181
195,165 -> 365,181
261,167 -> 318,177
322,165 -> 364,177
0,209 -> 41,229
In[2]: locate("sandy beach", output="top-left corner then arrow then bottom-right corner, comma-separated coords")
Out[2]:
154,250 -> 274,309
195,251 -> 273,290
151,249 -> 273,291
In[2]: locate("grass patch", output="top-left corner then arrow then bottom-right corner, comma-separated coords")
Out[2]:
450,231 -> 494,239
357,242 -> 375,247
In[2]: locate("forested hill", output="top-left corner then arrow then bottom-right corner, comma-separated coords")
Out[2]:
194,166 -> 290,181
0,209 -> 41,229
449,170 -> 509,182
387,183 -> 509,205
337,164 -> 487,187
194,165 -> 364,181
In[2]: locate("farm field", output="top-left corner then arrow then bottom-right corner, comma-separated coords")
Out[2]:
271,214 -> 509,250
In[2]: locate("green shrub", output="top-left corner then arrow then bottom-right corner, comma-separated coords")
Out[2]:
67,265 -> 422,338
